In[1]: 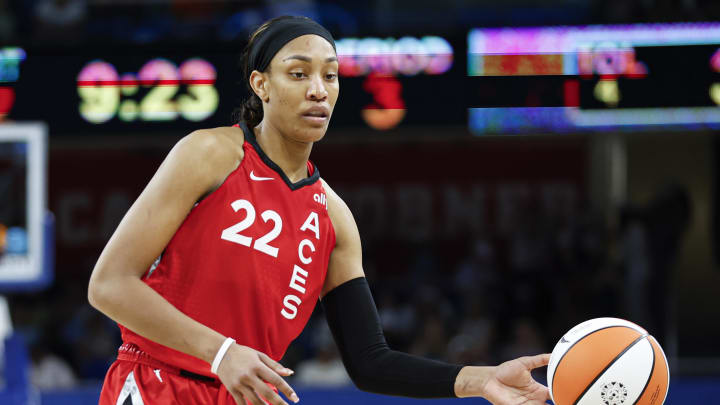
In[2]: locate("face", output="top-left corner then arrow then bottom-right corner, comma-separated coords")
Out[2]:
250,34 -> 339,143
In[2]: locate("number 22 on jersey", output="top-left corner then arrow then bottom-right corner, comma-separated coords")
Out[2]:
220,199 -> 282,257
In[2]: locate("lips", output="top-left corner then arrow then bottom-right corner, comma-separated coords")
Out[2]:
301,106 -> 329,119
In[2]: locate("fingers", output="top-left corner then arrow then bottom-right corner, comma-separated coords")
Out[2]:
536,382 -> 551,400
528,382 -> 551,404
232,380 -> 287,405
239,374 -> 293,405
521,353 -> 551,370
253,378 -> 291,405
229,391 -> 246,405
220,348 -> 298,405
239,385 -> 266,405
259,352 -> 294,377
258,364 -> 299,403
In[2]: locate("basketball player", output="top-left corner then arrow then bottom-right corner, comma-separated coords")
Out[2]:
88,16 -> 551,405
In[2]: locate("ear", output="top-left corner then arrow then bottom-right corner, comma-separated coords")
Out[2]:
249,70 -> 270,102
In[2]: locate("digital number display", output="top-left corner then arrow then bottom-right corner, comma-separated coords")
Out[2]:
7,37 -> 461,135
58,37 -> 454,131
467,23 -> 720,134
77,57 -> 219,124
8,26 -> 720,136
336,36 -> 454,130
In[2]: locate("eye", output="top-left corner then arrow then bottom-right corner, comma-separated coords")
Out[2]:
290,72 -> 306,79
325,73 -> 337,81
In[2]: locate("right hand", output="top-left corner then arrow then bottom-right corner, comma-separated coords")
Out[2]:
217,343 -> 300,405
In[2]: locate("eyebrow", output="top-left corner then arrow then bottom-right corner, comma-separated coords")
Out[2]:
283,55 -> 338,63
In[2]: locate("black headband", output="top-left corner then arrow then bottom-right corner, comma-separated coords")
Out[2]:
248,17 -> 336,76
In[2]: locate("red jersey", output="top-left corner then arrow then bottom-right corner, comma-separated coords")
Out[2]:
120,123 -> 336,377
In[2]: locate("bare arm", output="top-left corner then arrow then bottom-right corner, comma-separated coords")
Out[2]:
88,130 -> 240,363
88,128 -> 298,405
320,180 -> 365,297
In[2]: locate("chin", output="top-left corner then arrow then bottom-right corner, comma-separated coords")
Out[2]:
294,124 -> 328,143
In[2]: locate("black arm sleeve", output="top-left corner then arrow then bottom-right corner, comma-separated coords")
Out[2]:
321,277 -> 462,398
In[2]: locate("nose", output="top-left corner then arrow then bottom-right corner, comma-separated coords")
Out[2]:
307,74 -> 328,101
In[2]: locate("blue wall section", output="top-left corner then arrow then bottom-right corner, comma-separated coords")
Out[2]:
33,379 -> 720,405
1,334 -> 31,405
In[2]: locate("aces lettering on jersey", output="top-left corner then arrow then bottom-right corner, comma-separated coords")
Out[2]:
219,199 -> 322,320
281,211 -> 320,320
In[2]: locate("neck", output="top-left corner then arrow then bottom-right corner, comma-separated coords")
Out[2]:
253,120 -> 313,183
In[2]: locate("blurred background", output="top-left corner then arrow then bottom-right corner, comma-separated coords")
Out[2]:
1,0 -> 720,404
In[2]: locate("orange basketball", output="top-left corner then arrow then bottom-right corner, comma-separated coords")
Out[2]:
547,318 -> 669,405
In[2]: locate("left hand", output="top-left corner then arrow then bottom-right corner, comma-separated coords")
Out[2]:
455,353 -> 551,405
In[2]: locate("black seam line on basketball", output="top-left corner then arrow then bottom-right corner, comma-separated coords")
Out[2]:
632,336 -> 655,405
551,325 -> 637,396
656,335 -> 670,403
572,333 -> 648,405
239,121 -> 321,191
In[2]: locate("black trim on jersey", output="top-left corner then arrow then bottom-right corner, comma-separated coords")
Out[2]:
179,369 -> 217,384
239,122 -> 321,191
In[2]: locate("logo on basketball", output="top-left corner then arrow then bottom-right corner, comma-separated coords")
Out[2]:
600,381 -> 628,404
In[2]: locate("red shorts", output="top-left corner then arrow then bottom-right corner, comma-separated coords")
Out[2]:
99,344 -> 272,405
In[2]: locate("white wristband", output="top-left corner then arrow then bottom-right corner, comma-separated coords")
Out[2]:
211,337 -> 236,375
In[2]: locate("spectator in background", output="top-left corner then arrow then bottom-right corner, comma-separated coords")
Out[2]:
500,319 -> 545,363
453,238 -> 501,313
0,0 -> 16,42
294,321 -> 351,388
33,0 -> 87,42
447,333 -> 492,367
409,314 -> 451,361
507,219 -> 553,321
619,205 -> 652,329
30,343 -> 77,390
266,0 -> 319,22
447,297 -> 496,366
643,185 -> 691,340
377,290 -> 417,350
63,306 -> 119,382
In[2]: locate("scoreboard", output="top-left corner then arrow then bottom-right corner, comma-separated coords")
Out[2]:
2,22 -> 720,136
3,36 -> 458,135
467,23 -> 720,134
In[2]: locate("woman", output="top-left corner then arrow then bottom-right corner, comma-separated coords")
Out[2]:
88,16 -> 551,405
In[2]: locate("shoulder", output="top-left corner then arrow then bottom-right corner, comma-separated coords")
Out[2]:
167,126 -> 246,193
320,179 -> 350,219
320,178 -> 359,241
178,126 -> 245,163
